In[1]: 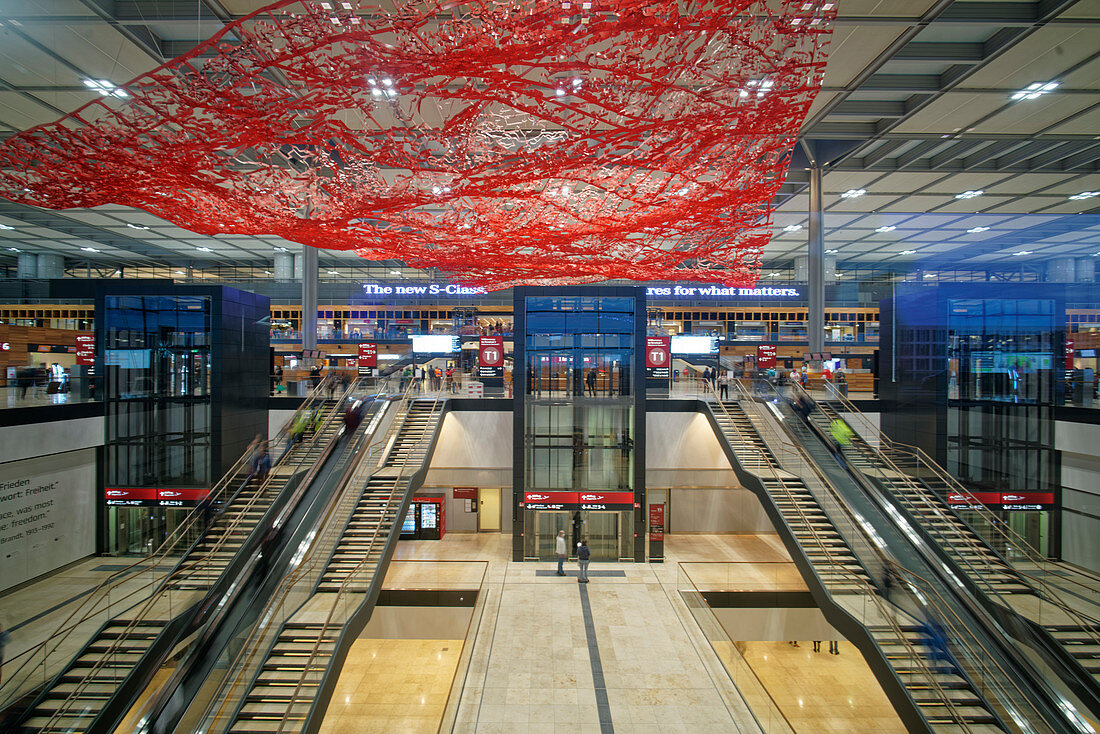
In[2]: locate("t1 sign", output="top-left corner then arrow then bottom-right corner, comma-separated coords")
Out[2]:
645,336 -> 670,379
478,336 -> 504,378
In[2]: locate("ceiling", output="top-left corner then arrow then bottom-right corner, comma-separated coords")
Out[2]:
0,0 -> 1097,276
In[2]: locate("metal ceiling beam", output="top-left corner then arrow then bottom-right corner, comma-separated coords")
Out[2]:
894,42 -> 985,62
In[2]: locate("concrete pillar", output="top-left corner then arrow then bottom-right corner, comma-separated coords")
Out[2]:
301,245 -> 318,351
36,253 -> 64,279
274,252 -> 295,282
1046,257 -> 1076,282
796,255 -> 835,283
807,165 -> 824,357
16,253 -> 37,279
1075,258 -> 1095,283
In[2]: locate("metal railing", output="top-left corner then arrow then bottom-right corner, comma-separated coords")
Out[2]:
712,377 -> 1065,731
185,380 -> 442,733
0,373 -> 346,718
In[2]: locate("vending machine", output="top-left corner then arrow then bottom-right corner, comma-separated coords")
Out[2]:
398,495 -> 446,540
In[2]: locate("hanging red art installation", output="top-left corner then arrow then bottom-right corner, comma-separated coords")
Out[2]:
0,0 -> 834,289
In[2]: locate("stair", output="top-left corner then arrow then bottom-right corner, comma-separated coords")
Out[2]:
710,399 -> 1005,732
21,619 -> 167,733
225,398 -> 446,733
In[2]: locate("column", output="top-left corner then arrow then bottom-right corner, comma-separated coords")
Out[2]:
1046,257 -> 1075,282
301,245 -> 318,351
274,251 -> 295,282
36,253 -> 64,279
807,165 -> 825,357
1075,258 -> 1095,283
16,253 -> 37,279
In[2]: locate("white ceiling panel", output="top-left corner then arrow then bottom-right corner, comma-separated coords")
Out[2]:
964,27 -> 1098,88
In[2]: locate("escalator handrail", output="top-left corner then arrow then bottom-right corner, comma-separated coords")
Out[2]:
735,378 -> 1084,732
128,384 -> 397,734
278,389 -> 445,734
187,379 -> 428,732
702,381 -> 973,730
723,378 -> 1064,732
815,379 -> 1100,592
29,374 -> 359,730
0,372 -> 342,710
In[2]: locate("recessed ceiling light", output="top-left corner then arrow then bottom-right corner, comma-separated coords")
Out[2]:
783,224 -> 803,232
390,270 -> 401,275
328,270 -> 339,274
81,247 -> 99,253
875,225 -> 896,233
8,247 -> 21,252
1012,250 -> 1033,256
274,246 -> 289,252
82,78 -> 129,98
767,272 -> 782,277
264,270 -> 272,274
0,223 -> 14,231
825,249 -> 838,254
955,190 -> 983,199
967,226 -> 990,233
1010,81 -> 1059,101
1069,191 -> 1099,201
126,223 -> 149,230
174,270 -> 184,274
900,250 -> 917,255
197,246 -> 213,252
840,189 -> 866,199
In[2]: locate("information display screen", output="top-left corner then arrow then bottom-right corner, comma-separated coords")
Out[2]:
411,334 -> 460,353
670,335 -> 717,354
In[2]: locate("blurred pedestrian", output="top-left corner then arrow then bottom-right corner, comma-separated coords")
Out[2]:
555,530 -> 567,576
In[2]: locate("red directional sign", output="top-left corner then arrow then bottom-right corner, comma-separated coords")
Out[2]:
646,336 -> 670,379
756,344 -> 777,369
478,335 -> 504,378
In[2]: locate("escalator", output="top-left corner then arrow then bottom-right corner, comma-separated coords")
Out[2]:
8,377 -> 361,733
167,391 -> 448,734
707,398 -> 1006,731
723,379 -> 1096,731
799,385 -> 1100,710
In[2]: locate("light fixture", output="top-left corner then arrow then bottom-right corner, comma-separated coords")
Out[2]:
1069,191 -> 1099,201
126,223 -> 149,230
840,189 -> 866,199
328,270 -> 338,274
8,247 -> 20,252
875,225 -> 896,233
967,226 -> 990,233
900,249 -> 917,255
955,190 -> 983,199
1010,81 -> 1059,101
82,78 -> 129,98
197,246 -> 213,252
264,270 -> 272,274
1012,250 -> 1032,256
274,246 -> 288,252
783,224 -> 803,232
390,269 -> 401,275
767,272 -> 782,277
81,247 -> 99,252
0,223 -> 14,231
174,270 -> 184,274
825,249 -> 838,254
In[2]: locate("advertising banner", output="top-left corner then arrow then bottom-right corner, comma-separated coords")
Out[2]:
756,344 -> 777,369
357,342 -> 377,375
75,334 -> 95,366
645,336 -> 671,379
478,335 -> 504,379
649,504 -> 665,542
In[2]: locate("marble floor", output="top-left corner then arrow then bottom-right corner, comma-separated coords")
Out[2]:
741,641 -> 906,734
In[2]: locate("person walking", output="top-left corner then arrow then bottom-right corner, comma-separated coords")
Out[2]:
251,442 -> 271,485
585,369 -> 597,397
555,530 -> 568,576
577,538 -> 591,583
718,371 -> 729,400
309,364 -> 322,389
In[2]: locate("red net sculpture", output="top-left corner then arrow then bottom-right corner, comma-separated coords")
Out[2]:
0,0 -> 834,289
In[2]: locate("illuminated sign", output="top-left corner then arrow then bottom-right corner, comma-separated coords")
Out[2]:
104,487 -> 209,507
757,344 -> 778,369
0,342 -> 8,351
411,334 -> 460,353
362,282 -> 487,296
646,337 -> 670,379
646,285 -> 801,299
670,335 -> 718,354
478,336 -> 504,379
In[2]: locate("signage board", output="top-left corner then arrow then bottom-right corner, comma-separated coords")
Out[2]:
104,487 -> 209,507
649,504 -> 665,542
756,344 -> 777,369
478,335 -> 504,378
645,337 -> 670,379
357,342 -> 377,375
947,491 -> 1054,510
523,491 -> 633,511
362,282 -> 487,297
670,335 -> 717,354
453,487 -> 478,500
411,334 -> 460,353
1067,338 -> 1075,369
645,285 -> 801,299
0,342 -> 9,352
